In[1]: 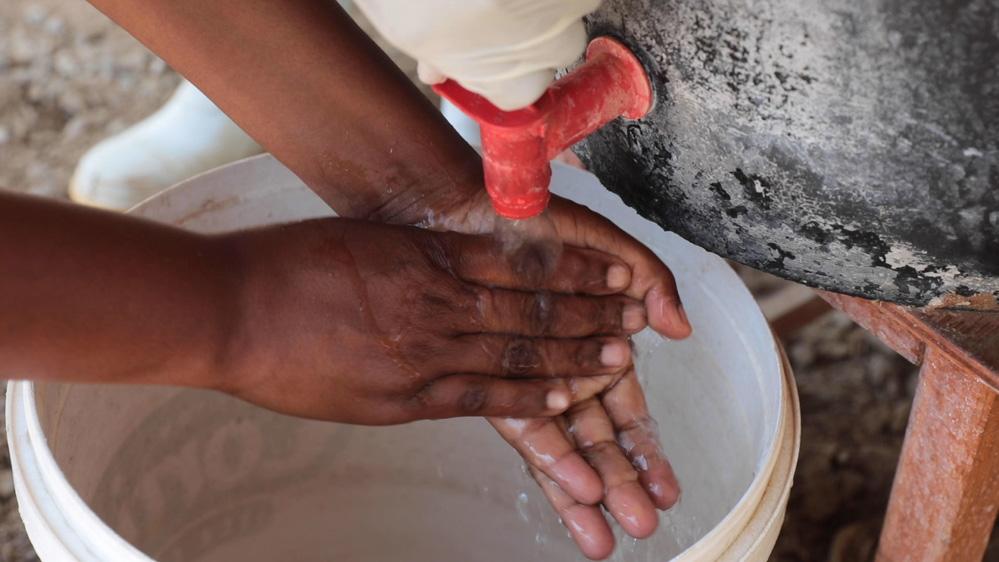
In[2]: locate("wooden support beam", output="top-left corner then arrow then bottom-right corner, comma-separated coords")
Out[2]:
876,347 -> 999,561
818,292 -> 999,561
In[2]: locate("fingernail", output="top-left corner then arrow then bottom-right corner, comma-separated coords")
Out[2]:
606,264 -> 630,290
546,390 -> 570,411
601,340 -> 629,367
623,304 -> 647,331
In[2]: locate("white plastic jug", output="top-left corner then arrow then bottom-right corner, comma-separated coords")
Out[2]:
7,156 -> 799,561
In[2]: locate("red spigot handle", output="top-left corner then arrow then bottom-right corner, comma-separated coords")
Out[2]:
434,36 -> 653,219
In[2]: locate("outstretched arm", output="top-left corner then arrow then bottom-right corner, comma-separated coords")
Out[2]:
86,0 -> 481,224
0,190 -> 638,422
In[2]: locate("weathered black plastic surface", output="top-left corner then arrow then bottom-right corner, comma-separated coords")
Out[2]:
576,0 -> 999,305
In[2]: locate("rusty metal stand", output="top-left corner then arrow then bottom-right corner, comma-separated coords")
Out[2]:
819,292 -> 999,562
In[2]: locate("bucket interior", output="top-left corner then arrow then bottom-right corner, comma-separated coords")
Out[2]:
30,158 -> 781,561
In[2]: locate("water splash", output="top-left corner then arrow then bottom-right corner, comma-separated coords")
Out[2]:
492,211 -> 564,285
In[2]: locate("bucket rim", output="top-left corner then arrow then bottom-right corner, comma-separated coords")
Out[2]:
6,380 -> 155,562
715,341 -> 802,560
5,156 -> 797,561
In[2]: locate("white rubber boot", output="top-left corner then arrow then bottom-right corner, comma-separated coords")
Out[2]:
70,80 -> 262,210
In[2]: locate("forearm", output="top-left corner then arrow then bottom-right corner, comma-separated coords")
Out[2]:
0,191 -> 234,387
87,0 -> 482,223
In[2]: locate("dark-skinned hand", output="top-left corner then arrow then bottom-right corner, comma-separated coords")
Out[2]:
216,217 -> 647,427
419,190 -> 692,560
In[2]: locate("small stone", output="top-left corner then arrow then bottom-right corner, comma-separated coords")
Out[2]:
54,49 -> 78,77
8,106 -> 39,139
0,127 -> 10,145
9,33 -> 38,64
116,74 -> 137,90
149,57 -> 168,75
43,16 -> 65,35
22,3 -> 47,25
58,90 -> 87,114
117,49 -> 147,71
62,115 -> 90,140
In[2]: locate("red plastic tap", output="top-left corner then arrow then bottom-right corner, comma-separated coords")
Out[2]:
433,36 -> 653,219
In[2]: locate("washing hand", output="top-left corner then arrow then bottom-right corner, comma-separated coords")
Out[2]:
217,208 -> 685,560
317,154 -> 688,558
82,0 -> 689,554
214,217 -> 648,425
417,190 -> 690,559
490,367 -> 678,559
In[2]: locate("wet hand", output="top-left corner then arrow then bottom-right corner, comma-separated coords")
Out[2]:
443,191 -> 692,340
491,368 -> 679,559
214,217 -> 647,425
430,192 -> 691,559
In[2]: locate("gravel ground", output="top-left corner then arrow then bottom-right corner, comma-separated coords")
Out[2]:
0,0 -> 178,200
771,311 -> 913,561
0,2 -> 988,561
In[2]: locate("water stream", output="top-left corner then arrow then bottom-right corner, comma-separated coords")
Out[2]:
492,211 -> 565,284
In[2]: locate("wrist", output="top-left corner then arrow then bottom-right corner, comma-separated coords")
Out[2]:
192,234 -> 254,394
305,111 -> 485,225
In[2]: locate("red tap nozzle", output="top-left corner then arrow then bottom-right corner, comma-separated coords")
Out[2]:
434,36 -> 653,219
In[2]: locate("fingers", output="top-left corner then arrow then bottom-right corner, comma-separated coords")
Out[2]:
412,376 -> 572,419
566,372 -> 627,404
461,288 -> 647,338
602,370 -> 680,509
443,233 -> 633,295
529,466 -> 615,561
547,197 -> 692,339
446,335 -> 632,378
490,417 -> 603,505
617,418 -> 679,509
566,397 -> 659,539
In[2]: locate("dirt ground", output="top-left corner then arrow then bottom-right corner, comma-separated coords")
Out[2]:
0,2 -> 995,562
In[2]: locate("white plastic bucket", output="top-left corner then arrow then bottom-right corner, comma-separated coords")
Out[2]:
7,156 -> 799,561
